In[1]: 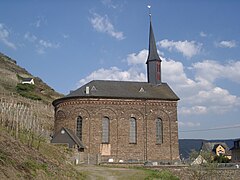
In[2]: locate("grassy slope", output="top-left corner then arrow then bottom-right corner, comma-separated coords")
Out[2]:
0,53 -> 78,179
0,126 -> 85,179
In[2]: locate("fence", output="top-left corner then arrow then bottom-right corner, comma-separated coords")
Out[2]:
0,92 -> 54,148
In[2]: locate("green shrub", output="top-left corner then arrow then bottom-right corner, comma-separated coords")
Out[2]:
213,154 -> 230,163
16,83 -> 35,91
15,83 -> 42,100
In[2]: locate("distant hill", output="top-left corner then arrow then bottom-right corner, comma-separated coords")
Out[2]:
0,52 -> 63,104
179,139 -> 235,159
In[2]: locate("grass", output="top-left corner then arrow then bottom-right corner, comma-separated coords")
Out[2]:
20,159 -> 50,177
144,169 -> 179,180
131,167 -> 179,180
0,125 -> 86,179
16,83 -> 42,100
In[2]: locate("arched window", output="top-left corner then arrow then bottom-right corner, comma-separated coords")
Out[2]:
56,110 -> 66,120
76,116 -> 83,141
102,117 -> 110,143
156,118 -> 163,144
129,117 -> 137,144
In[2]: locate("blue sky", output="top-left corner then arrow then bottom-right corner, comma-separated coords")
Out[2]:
0,0 -> 240,140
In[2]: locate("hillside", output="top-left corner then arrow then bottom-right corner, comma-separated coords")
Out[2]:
0,52 -> 63,104
0,126 -> 85,179
0,53 -> 86,179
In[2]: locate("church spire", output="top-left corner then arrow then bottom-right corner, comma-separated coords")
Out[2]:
146,7 -> 162,85
147,21 -> 161,62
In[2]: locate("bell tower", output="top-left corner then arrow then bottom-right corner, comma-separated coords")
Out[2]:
146,14 -> 162,85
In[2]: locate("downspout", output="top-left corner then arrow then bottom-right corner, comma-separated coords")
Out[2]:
145,99 -> 148,161
168,111 -> 173,162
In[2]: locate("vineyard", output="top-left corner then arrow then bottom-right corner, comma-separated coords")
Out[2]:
0,92 -> 54,148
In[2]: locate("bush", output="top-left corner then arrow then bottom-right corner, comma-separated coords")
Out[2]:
213,155 -> 230,163
15,83 -> 42,100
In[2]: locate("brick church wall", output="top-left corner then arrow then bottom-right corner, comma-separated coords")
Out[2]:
54,98 -> 179,163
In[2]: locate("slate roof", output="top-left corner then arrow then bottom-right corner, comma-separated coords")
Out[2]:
146,21 -> 161,62
53,80 -> 179,106
201,142 -> 229,152
52,127 -> 85,148
22,77 -> 34,81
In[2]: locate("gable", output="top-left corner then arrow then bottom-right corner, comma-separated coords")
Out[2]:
51,127 -> 84,148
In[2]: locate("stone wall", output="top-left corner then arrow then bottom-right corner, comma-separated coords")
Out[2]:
53,97 -> 179,163
148,166 -> 240,180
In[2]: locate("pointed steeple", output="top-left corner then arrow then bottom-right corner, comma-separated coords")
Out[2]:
146,17 -> 162,85
146,21 -> 161,62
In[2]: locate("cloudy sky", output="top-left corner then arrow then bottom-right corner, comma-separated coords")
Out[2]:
0,0 -> 239,139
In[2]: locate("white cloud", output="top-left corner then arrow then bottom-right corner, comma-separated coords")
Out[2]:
126,49 -> 164,66
32,16 -> 47,28
200,31 -> 207,37
179,106 -> 207,115
157,39 -> 202,58
179,121 -> 201,128
0,23 -> 17,49
62,34 -> 69,39
126,49 -> 148,65
217,40 -> 237,48
101,0 -> 118,9
24,32 -> 37,42
192,60 -> 240,84
169,59 -> 240,114
78,66 -> 145,87
35,39 -> 60,54
24,31 -> 60,54
39,39 -> 60,49
78,49 -> 240,115
90,12 -> 125,40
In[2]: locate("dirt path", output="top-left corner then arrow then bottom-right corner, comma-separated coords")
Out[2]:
75,165 -> 147,180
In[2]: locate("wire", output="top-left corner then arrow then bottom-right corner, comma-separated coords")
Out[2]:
179,124 -> 240,133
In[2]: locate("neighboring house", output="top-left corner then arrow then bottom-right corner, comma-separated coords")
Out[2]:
230,139 -> 240,162
51,127 -> 84,151
22,78 -> 34,85
52,18 -> 180,164
200,142 -> 231,159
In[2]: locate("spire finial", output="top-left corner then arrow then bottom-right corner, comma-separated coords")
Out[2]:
147,5 -> 151,21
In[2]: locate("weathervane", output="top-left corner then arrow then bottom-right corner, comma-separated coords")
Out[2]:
147,4 -> 152,21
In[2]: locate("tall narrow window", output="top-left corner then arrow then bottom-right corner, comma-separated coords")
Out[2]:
76,116 -> 83,141
156,118 -> 163,144
156,62 -> 161,80
129,117 -> 137,143
156,62 -> 160,72
102,117 -> 109,143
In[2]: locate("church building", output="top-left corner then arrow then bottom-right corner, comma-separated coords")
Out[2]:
52,18 -> 180,164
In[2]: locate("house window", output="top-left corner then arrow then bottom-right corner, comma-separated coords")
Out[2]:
102,117 -> 110,143
129,117 -> 137,144
76,116 -> 83,141
156,118 -> 163,144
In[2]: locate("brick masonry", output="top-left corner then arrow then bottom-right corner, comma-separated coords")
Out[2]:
53,97 -> 179,163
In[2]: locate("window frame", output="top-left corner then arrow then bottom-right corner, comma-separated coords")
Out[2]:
156,118 -> 163,144
76,116 -> 83,141
102,116 -> 110,144
129,117 -> 137,144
